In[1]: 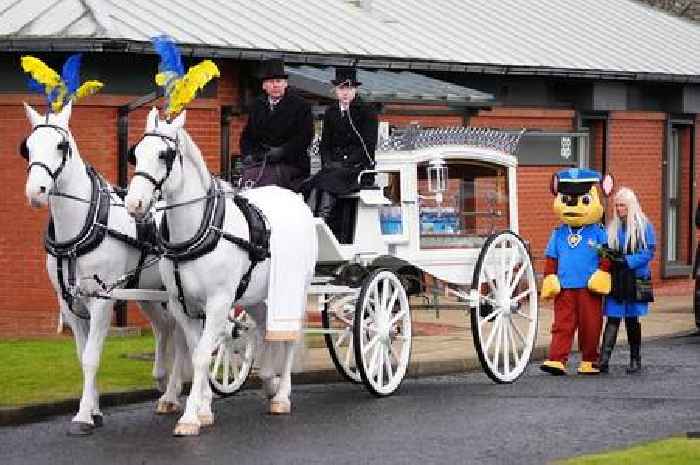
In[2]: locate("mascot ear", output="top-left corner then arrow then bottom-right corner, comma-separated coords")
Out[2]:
601,174 -> 614,197
550,173 -> 559,196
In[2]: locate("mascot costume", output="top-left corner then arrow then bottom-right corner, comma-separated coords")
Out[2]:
540,168 -> 613,375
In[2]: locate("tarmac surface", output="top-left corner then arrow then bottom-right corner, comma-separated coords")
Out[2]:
0,294 -> 696,427
2,334 -> 700,465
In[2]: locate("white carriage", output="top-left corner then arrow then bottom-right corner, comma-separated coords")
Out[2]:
202,126 -> 539,397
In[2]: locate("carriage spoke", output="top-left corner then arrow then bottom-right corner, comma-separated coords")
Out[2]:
512,289 -> 531,304
511,320 -> 527,346
508,320 -> 521,365
212,345 -> 224,377
222,346 -> 230,386
389,308 -> 408,327
384,348 -> 394,380
344,334 -> 354,369
513,309 -> 534,322
484,314 -> 502,353
509,259 -> 529,293
386,287 -> 400,313
479,307 -> 501,328
482,265 -> 499,296
376,348 -> 385,385
502,319 -> 510,375
363,334 -> 381,355
492,316 -> 503,369
334,328 -> 350,350
231,353 -> 240,380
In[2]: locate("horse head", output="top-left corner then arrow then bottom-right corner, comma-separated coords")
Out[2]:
125,107 -> 188,218
22,101 -> 77,208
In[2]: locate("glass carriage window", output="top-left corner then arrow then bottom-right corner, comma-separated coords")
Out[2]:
379,172 -> 403,235
418,161 -> 509,249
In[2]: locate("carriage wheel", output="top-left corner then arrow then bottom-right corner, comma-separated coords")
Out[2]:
322,295 -> 362,383
354,269 -> 412,397
208,311 -> 255,397
471,231 -> 538,383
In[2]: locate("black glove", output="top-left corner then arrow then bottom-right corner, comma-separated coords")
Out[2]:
265,146 -> 284,163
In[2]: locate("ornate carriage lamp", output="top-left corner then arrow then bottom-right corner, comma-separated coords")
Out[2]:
425,156 -> 448,204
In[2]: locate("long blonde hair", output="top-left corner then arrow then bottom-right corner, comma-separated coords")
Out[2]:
607,187 -> 649,252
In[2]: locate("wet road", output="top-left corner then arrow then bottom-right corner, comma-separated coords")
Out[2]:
2,335 -> 700,465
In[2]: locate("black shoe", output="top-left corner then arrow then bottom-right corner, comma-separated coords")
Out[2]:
626,357 -> 641,374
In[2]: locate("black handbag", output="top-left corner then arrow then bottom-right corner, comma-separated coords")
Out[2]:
634,277 -> 654,303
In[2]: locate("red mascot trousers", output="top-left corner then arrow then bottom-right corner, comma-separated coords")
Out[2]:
549,288 -> 602,364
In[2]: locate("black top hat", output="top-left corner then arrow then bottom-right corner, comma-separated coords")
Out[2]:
259,59 -> 288,80
331,67 -> 362,87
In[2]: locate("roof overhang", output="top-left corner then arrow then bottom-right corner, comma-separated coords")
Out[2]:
2,37 -> 699,84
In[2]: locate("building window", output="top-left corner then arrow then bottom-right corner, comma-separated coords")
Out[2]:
663,121 -> 695,277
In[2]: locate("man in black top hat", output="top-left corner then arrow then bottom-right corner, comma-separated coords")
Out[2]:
305,67 -> 378,220
239,58 -> 313,190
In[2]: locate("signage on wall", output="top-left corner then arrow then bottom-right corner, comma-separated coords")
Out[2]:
514,132 -> 586,166
560,136 -> 572,160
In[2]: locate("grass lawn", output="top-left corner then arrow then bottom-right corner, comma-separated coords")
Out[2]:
555,437 -> 700,465
0,334 -> 157,407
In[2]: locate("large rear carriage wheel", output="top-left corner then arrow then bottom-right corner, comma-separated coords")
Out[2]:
322,295 -> 362,383
471,231 -> 538,383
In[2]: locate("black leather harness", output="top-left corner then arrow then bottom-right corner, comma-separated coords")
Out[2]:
157,177 -> 271,319
44,165 -> 160,319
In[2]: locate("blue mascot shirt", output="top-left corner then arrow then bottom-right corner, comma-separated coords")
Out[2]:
545,224 -> 607,289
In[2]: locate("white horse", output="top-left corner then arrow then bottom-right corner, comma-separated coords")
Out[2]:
125,108 -> 317,436
22,102 -> 187,435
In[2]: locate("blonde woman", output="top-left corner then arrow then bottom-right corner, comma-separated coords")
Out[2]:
598,187 -> 656,374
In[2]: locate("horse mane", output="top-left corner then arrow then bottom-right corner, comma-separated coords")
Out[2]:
177,128 -> 211,190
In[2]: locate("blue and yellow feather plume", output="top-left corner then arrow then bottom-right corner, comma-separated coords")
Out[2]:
150,36 -> 220,117
21,54 -> 104,112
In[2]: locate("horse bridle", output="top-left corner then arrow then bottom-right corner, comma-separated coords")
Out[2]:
19,124 -> 72,181
129,132 -> 180,192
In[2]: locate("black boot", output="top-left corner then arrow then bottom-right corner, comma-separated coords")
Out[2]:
317,191 -> 336,222
598,318 -> 620,374
625,317 -> 642,374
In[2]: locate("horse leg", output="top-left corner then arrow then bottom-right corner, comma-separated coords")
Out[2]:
250,303 -> 281,399
269,340 -> 297,415
68,299 -> 112,436
173,298 -> 225,437
138,301 -> 172,392
156,323 -> 186,415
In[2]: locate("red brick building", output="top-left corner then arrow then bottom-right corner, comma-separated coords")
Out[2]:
0,0 -> 698,336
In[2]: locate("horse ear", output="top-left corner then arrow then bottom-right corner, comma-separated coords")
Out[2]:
170,110 -> 186,129
146,107 -> 159,131
23,102 -> 42,128
56,101 -> 73,127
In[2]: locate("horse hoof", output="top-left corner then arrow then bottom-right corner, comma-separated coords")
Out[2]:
198,414 -> 214,427
173,423 -> 200,437
92,414 -> 103,428
67,422 -> 94,436
269,400 -> 291,415
155,401 -> 181,415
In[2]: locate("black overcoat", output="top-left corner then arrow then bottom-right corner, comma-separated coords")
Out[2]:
308,99 -> 378,195
240,90 -> 313,189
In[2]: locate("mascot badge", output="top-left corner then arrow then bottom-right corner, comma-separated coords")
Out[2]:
540,168 -> 614,376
